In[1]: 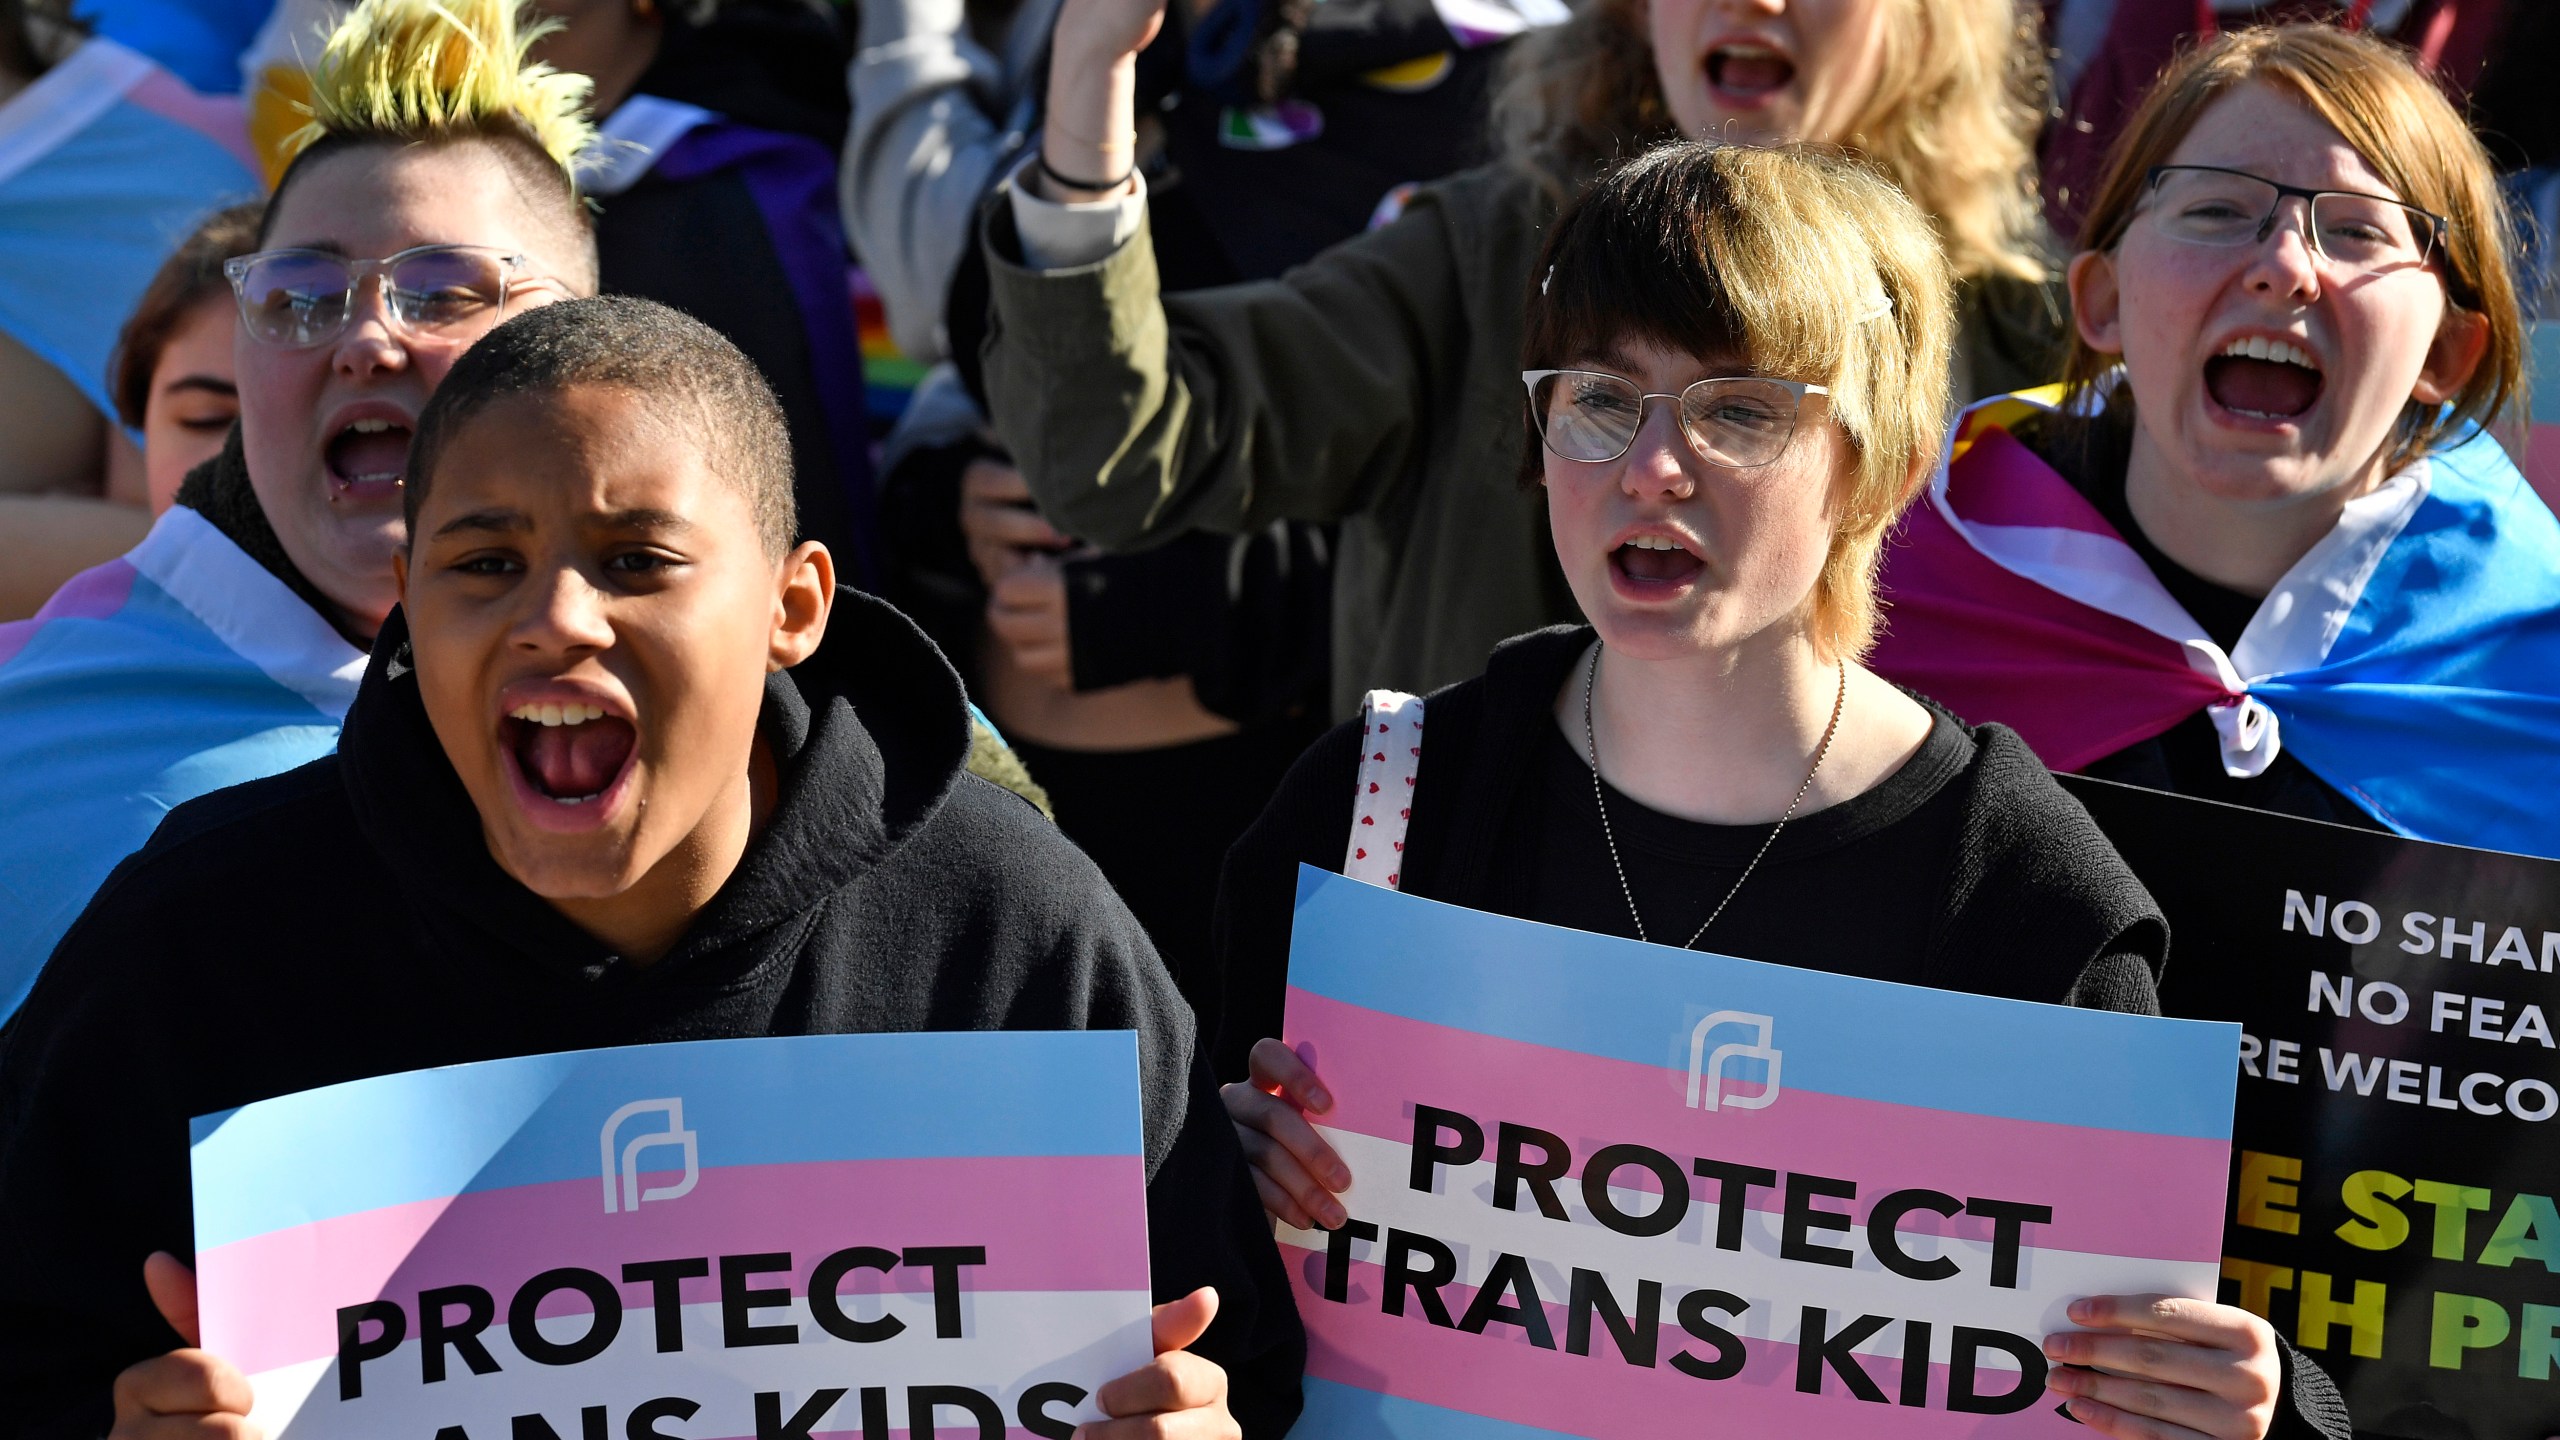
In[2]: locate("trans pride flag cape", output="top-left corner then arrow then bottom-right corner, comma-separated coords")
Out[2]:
1871,389 -> 2560,859
0,38 -> 258,421
0,507 -> 361,1017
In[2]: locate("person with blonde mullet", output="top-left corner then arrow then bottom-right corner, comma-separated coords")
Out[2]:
0,0 -> 598,1017
1870,25 -> 2560,860
1212,141 -> 2352,1440
981,0 -> 2062,719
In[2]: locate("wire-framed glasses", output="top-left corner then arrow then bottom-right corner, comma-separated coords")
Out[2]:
224,244 -> 544,348
1521,370 -> 1829,468
2139,165 -> 2446,273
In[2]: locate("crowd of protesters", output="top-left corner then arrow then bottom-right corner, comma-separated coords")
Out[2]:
0,0 -> 2553,1434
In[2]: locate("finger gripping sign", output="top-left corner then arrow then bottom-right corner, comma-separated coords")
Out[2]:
1280,867 -> 2241,1436
187,1032 -> 1155,1440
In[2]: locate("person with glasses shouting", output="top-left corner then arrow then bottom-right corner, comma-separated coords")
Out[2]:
1870,24 -> 2560,858
0,0 -> 599,1018
1211,142 -> 2350,1440
981,0 -> 2060,727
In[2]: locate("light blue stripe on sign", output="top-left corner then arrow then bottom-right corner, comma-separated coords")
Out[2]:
190,1030 -> 1143,1249
1289,867 -> 2238,1140
1299,1380 -> 1580,1439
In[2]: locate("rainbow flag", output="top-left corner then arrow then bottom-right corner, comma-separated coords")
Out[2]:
1279,868 -> 2238,1437
191,1031 -> 1154,1439
853,266 -> 925,434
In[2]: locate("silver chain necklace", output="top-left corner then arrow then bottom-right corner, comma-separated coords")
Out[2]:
1581,642 -> 1847,949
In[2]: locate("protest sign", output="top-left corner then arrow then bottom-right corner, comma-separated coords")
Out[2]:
2063,775 -> 2560,1439
1277,865 -> 2242,1437
188,1031 -> 1155,1440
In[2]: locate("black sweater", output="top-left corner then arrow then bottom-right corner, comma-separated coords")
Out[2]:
0,591 -> 1302,1439
1208,626 -> 2172,1079
1208,624 -> 2351,1440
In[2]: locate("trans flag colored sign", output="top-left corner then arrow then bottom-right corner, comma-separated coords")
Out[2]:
1279,867 -> 2243,1437
187,1032 -> 1154,1439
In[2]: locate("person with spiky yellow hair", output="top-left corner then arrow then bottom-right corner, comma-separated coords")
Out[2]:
0,0 -> 599,1022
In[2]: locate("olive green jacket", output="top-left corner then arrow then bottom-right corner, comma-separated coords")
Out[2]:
981,162 -> 2062,716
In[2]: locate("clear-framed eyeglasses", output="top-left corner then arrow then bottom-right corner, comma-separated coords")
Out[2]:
224,244 -> 555,348
1520,370 -> 1829,469
2138,164 -> 2447,274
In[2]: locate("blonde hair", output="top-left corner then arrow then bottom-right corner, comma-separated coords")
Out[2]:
1492,0 -> 2046,284
1525,143 -> 1956,659
285,0 -> 593,169
2064,25 -> 2524,469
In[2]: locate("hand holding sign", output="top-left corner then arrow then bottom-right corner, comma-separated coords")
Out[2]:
2042,1294 -> 2281,1440
1221,1037 -> 1352,1231
110,1254 -> 257,1440
1237,1018 -> 2291,1440
1081,1288 -> 1239,1440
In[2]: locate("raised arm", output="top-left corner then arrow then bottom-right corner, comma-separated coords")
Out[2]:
979,0 -> 1494,551
980,168 -> 1481,550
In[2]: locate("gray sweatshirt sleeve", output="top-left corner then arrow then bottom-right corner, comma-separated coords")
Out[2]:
843,0 -> 1035,362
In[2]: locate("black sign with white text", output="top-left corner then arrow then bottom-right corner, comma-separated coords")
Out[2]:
2063,776 -> 2560,1440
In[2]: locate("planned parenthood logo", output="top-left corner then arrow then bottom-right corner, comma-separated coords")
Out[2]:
600,1097 -> 700,1213
1685,1010 -> 1782,1112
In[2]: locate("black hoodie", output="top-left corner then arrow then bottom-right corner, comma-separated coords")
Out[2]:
0,590 -> 1304,1439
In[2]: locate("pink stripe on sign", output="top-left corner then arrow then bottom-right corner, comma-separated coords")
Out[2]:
707,1432 -> 1060,1440
1288,1255 -> 2077,1437
1942,428 -> 2124,539
0,558 -> 138,669
1287,990 -> 2227,1262
199,1154 -> 1148,1376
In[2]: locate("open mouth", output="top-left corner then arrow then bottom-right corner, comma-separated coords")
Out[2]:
1611,533 -> 1706,591
324,417 -> 413,500
503,701 -> 638,811
2203,336 -> 2324,422
1706,42 -> 1795,101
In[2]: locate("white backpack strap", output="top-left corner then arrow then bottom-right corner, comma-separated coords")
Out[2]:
1343,689 -> 1426,890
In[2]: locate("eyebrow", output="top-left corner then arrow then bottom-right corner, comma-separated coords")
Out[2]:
158,375 -> 236,400
430,506 -> 701,539
434,507 -> 530,539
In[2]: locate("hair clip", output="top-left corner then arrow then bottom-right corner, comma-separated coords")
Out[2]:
1541,264 -> 1555,297
1855,287 -> 1893,324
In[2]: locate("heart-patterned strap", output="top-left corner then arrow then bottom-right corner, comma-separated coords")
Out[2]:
1343,688 -> 1425,891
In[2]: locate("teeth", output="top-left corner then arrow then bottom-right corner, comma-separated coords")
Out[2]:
1717,41 -> 1782,58
508,702 -> 609,726
2219,336 -> 2318,371
1624,535 -> 1684,551
346,418 -> 396,434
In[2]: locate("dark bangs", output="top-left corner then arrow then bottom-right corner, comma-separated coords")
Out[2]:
1518,148 -> 1755,483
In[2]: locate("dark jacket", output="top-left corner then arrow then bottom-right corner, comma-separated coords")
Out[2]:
0,590 -> 1303,1439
